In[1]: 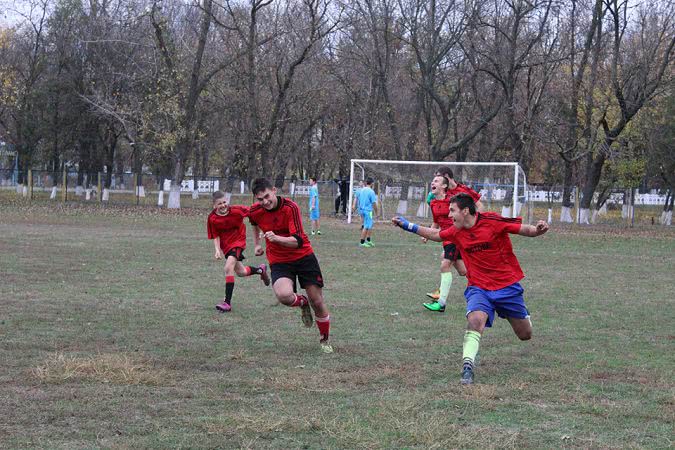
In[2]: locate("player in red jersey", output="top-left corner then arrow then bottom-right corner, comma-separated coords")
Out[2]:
248,178 -> 333,353
207,191 -> 270,312
393,193 -> 549,385
424,166 -> 484,303
421,175 -> 468,313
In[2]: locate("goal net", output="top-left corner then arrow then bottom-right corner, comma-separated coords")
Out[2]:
348,159 -> 528,223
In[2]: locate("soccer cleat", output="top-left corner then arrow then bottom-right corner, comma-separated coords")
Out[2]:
320,341 -> 333,354
460,365 -> 474,385
259,264 -> 270,286
423,302 -> 445,312
364,241 -> 374,247
425,289 -> 441,300
311,231 -> 315,235
216,302 -> 231,312
300,299 -> 313,328
316,230 -> 322,235
359,243 -> 369,248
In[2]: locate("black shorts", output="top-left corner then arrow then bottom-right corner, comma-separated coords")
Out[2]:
270,253 -> 324,289
224,247 -> 245,261
443,243 -> 462,261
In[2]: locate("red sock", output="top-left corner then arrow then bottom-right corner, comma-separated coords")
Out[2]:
316,315 -> 330,341
289,294 -> 307,307
243,266 -> 252,276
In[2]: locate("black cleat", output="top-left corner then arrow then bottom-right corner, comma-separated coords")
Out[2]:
460,365 -> 474,385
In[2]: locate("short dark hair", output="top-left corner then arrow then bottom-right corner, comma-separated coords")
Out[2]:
251,177 -> 273,195
450,193 -> 476,215
365,177 -> 374,185
310,176 -> 317,182
436,166 -> 454,179
435,175 -> 450,189
212,190 -> 226,202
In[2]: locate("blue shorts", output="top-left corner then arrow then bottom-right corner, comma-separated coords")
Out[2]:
310,208 -> 320,220
360,210 -> 374,229
464,282 -> 529,328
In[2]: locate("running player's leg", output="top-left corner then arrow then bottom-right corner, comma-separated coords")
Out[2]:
271,265 -> 313,327
234,260 -> 270,286
507,317 -> 532,341
424,257 -> 452,312
216,255 -> 239,312
305,284 -> 331,352
461,287 -> 496,384
492,282 -> 532,341
298,254 -> 331,352
454,258 -> 467,277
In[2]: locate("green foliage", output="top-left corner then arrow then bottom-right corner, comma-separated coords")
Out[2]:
612,157 -> 646,188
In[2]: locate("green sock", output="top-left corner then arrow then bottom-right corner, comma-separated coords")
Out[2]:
462,330 -> 481,366
438,272 -> 452,307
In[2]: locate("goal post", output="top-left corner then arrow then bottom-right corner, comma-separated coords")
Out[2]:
347,159 -> 528,224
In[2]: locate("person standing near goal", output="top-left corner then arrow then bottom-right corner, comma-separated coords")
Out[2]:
308,176 -> 321,235
248,177 -> 333,353
425,166 -> 484,302
393,193 -> 549,385
353,177 -> 378,248
207,191 -> 271,312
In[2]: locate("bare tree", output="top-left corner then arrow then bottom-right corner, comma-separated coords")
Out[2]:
578,0 -> 674,221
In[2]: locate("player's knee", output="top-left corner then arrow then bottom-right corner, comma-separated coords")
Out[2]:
466,317 -> 485,333
516,327 -> 532,340
456,266 -> 467,276
518,331 -> 532,341
274,291 -> 295,305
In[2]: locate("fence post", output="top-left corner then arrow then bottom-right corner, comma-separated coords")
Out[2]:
62,167 -> 67,202
135,173 -> 139,206
98,172 -> 102,202
27,169 -> 32,200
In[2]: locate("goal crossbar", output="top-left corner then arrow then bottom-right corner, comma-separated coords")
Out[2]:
348,159 -> 526,223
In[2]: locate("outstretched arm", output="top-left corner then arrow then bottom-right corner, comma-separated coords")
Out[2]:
391,217 -> 444,242
517,220 -> 549,237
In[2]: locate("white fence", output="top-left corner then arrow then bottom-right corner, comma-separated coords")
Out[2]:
527,190 -> 668,205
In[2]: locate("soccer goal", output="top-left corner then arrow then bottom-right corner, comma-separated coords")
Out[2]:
347,159 -> 528,224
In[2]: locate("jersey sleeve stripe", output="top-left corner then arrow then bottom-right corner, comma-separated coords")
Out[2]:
285,201 -> 303,231
482,216 -> 523,223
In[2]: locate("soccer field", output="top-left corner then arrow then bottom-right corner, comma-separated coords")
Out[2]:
1,203 -> 673,449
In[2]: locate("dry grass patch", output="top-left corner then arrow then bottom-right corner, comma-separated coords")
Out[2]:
32,352 -> 169,385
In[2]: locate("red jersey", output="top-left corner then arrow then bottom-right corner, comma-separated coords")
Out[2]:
430,195 -> 455,246
207,205 -> 249,253
439,212 -> 524,290
248,196 -> 314,264
447,183 -> 481,202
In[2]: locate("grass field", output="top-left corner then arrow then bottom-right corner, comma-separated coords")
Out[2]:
1,202 -> 673,449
